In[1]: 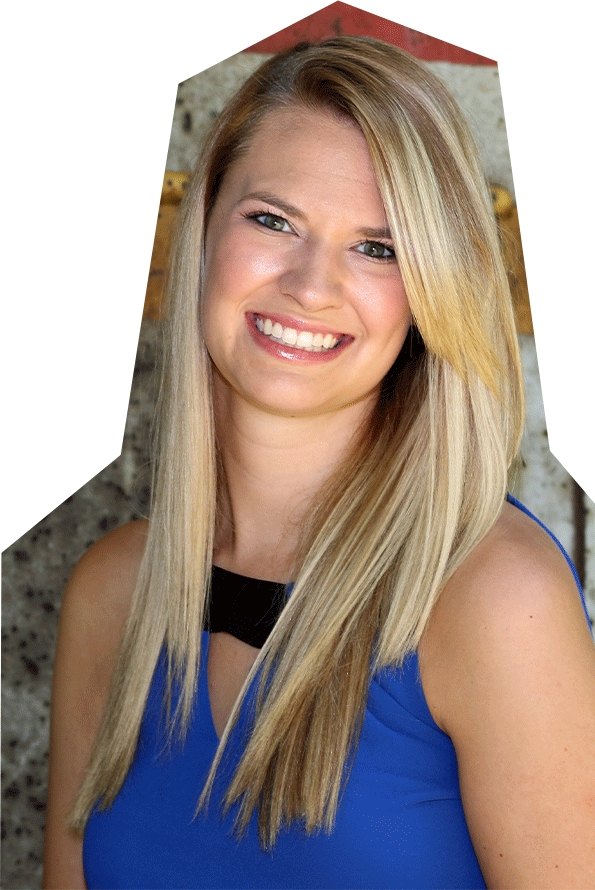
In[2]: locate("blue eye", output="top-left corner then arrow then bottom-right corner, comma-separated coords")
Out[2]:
248,212 -> 291,232
356,241 -> 395,259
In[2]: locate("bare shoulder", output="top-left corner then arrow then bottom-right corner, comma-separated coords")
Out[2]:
57,519 -> 150,671
420,502 -> 595,887
44,520 -> 150,888
67,519 -> 149,606
55,517 -> 150,722
456,500 -> 581,604
421,501 -> 590,699
56,518 -> 150,675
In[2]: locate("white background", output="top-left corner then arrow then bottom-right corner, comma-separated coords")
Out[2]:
2,0 -> 593,551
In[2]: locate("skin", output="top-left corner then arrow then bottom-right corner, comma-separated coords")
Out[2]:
43,521 -> 149,889
419,503 -> 595,887
202,107 -> 411,424
43,107 -> 595,888
203,107 -> 411,584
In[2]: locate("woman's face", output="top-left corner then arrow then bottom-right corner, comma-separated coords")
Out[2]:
202,106 -> 412,420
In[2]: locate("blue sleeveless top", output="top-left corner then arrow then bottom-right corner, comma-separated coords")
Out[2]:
83,497 -> 590,889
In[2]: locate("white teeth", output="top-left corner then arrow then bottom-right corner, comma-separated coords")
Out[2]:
281,327 -> 298,346
254,316 -> 341,352
296,330 -> 313,348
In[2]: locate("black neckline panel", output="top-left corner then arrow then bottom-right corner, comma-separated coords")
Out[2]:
205,565 -> 287,649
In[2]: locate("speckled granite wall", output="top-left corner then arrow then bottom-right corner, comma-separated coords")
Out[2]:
2,50 -> 593,890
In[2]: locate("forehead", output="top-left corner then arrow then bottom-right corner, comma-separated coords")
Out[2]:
219,106 -> 383,206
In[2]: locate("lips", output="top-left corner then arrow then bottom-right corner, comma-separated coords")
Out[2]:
246,312 -> 352,361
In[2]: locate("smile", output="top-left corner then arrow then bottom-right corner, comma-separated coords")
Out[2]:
254,315 -> 341,352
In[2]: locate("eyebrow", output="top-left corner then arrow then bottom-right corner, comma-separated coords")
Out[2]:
241,192 -> 308,222
354,225 -> 393,241
240,191 -> 393,242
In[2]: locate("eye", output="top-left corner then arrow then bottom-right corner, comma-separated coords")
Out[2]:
356,241 -> 396,260
246,211 -> 292,233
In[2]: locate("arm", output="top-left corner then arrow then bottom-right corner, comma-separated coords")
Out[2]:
420,505 -> 595,888
43,520 -> 148,890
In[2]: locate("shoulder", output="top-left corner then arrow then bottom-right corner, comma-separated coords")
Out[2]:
44,522 -> 150,888
69,518 -> 149,591
444,500 -> 581,615
55,516 -> 150,705
67,519 -> 149,601
58,519 -> 150,673
420,502 -> 592,732
423,500 -> 587,663
51,518 -> 150,784
419,502 -> 595,885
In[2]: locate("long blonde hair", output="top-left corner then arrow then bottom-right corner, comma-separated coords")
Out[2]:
71,36 -> 524,846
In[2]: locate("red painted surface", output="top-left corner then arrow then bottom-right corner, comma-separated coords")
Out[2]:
244,2 -> 496,64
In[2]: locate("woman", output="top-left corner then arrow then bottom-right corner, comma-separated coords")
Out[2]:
44,37 -> 595,888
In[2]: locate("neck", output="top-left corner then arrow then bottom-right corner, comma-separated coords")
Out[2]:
213,380 -> 374,582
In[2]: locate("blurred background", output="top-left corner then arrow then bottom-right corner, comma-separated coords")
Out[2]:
3,4 -> 593,886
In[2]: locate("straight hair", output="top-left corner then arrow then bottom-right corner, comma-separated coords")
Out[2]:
70,36 -> 524,848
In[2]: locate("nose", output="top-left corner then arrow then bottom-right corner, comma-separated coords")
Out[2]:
278,240 -> 344,311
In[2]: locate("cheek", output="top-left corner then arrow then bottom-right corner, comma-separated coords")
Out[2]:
203,235 -> 236,302
203,231 -> 278,311
364,275 -> 411,336
375,283 -> 413,370
389,274 -> 412,325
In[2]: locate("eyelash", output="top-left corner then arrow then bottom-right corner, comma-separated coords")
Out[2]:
244,210 -> 291,232
243,210 -> 396,261
355,242 -> 395,261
